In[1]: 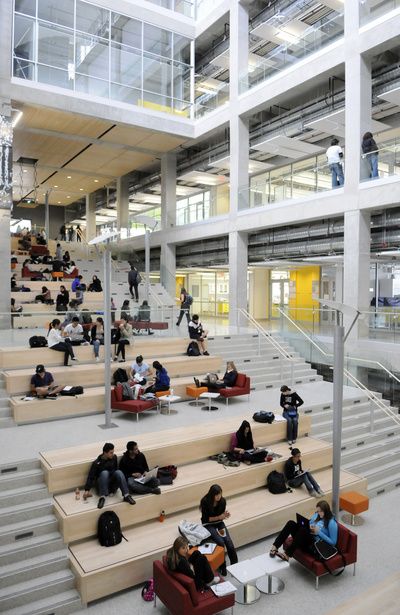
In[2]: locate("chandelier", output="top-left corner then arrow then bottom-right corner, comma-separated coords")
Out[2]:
0,115 -> 13,209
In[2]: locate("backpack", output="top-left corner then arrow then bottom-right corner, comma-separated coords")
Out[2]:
187,341 -> 200,357
253,411 -> 275,424
178,520 -> 211,546
141,578 -> 154,602
267,471 -> 287,494
136,273 -> 142,284
97,511 -> 126,547
81,311 -> 92,324
113,368 -> 128,384
29,335 -> 48,348
185,294 -> 193,306
60,386 -> 84,396
157,465 -> 178,485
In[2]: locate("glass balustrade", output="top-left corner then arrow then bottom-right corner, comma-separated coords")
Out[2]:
360,138 -> 400,182
360,0 -> 400,25
239,11 -> 344,94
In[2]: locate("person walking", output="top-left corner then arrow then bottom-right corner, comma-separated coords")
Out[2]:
176,287 -> 191,326
76,224 -> 82,242
59,224 -> 66,241
361,132 -> 379,179
128,266 -> 140,301
326,138 -> 344,188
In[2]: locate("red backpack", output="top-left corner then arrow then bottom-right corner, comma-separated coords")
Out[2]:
141,578 -> 155,601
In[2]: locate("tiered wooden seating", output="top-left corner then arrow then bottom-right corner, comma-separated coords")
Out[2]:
11,291 -> 103,303
39,414 -> 367,604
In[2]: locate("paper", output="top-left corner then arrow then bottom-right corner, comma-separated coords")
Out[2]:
63,386 -> 72,391
23,396 -> 35,401
211,581 -> 237,597
198,543 -> 216,555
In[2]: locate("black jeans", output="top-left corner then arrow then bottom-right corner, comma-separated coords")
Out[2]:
273,520 -> 314,556
145,383 -> 169,394
115,339 -> 129,360
176,307 -> 190,326
50,341 -> 75,366
188,551 -> 214,590
206,523 -> 238,565
129,282 -> 139,301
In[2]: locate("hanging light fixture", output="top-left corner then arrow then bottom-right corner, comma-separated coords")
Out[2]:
0,115 -> 13,209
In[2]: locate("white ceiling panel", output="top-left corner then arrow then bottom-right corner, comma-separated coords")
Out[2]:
304,109 -> 391,137
252,135 -> 324,159
209,155 -> 274,174
319,0 -> 345,11
178,171 -> 227,185
378,87 -> 400,108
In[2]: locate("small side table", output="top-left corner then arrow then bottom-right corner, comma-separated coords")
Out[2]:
199,391 -> 220,411
254,553 -> 289,595
158,395 -> 181,415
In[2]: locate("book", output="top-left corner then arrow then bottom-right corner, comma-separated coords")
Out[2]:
198,543 -> 216,555
211,581 -> 237,597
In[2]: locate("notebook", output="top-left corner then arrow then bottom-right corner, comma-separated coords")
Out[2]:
134,466 -> 159,484
198,543 -> 216,555
210,581 -> 237,597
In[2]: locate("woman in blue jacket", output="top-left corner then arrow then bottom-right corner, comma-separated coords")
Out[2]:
269,500 -> 337,561
145,360 -> 170,394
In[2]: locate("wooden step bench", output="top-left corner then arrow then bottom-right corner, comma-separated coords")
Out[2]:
55,436 -> 331,543
11,302 -> 105,314
0,337 -> 189,369
11,291 -> 103,304
41,415 -> 312,494
4,355 -> 222,395
69,468 -> 367,604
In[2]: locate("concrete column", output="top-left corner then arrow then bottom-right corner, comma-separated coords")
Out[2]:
116,174 -> 130,231
344,2 -> 372,190
160,241 -> 176,301
161,153 -> 176,229
85,192 -> 97,242
0,102 -> 12,329
228,230 -> 248,327
343,210 -> 371,337
335,265 -> 343,303
229,1 -> 249,216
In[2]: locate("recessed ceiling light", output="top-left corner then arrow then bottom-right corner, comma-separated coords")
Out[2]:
67,196 -> 71,199
67,175 -> 72,179
54,185 -> 58,188
79,188 -> 84,191
23,169 -> 27,173
57,201 -> 61,204
94,179 -> 99,183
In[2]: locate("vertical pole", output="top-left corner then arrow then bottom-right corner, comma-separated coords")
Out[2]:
145,227 -> 150,303
332,322 -> 345,517
100,241 -> 116,429
44,191 -> 50,242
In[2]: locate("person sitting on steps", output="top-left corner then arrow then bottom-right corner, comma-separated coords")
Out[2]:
47,318 -> 76,366
269,500 -> 337,562
284,448 -> 324,497
134,299 -> 153,335
280,385 -> 304,446
91,317 -> 104,362
64,316 -> 89,346
83,442 -> 136,509
188,314 -> 209,355
145,360 -> 170,394
114,317 -> 133,363
119,441 -> 161,495
130,355 -> 150,385
30,364 -> 64,399
230,420 -> 268,464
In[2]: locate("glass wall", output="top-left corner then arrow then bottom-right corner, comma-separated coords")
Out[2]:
13,0 -> 193,115
360,0 -> 400,25
176,190 -> 211,225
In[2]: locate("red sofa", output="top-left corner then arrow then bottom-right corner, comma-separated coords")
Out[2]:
153,559 -> 234,615
284,522 -> 357,589
218,373 -> 250,406
111,385 -> 157,421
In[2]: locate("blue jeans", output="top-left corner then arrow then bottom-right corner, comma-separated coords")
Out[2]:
97,469 -> 129,497
283,410 -> 298,441
367,153 -> 379,178
92,339 -> 103,357
206,523 -> 238,565
288,472 -> 320,494
329,163 -> 344,188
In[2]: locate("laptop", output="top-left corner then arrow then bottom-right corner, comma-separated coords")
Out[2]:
134,466 -> 159,485
296,513 -> 310,530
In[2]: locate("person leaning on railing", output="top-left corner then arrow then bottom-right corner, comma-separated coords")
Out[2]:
361,132 -> 379,179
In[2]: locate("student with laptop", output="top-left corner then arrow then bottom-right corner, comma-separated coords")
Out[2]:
230,420 -> 268,464
284,448 -> 324,497
119,441 -> 161,495
269,500 -> 338,562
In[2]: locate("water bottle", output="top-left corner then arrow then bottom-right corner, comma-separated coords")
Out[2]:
159,510 -> 166,522
75,487 -> 80,500
170,388 -> 174,397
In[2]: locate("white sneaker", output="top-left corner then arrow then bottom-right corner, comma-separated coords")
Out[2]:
95,357 -> 100,362
82,341 -> 90,346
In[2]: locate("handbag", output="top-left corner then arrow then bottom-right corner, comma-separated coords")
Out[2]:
314,541 -> 337,560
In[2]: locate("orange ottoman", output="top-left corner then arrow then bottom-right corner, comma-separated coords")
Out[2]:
189,545 -> 225,572
52,271 -> 64,280
186,385 -> 208,406
339,491 -> 369,526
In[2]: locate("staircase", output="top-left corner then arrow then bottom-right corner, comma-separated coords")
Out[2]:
207,333 -> 322,390
0,459 -> 81,615
0,373 -> 13,428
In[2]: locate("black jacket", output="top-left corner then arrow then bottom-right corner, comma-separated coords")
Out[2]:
284,457 -> 303,481
280,391 -> 304,410
84,454 -> 118,491
200,496 -> 226,525
119,451 -> 149,478
362,136 -> 378,154
223,370 -> 238,387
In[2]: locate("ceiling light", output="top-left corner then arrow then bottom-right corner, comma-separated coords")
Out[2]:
12,110 -> 23,128
54,185 -> 58,188
94,179 -> 99,183
57,201 -> 61,204
79,188 -> 84,191
23,169 -> 27,173
67,196 -> 70,199
67,175 -> 72,179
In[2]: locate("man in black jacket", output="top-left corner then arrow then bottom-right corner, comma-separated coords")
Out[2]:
280,385 -> 304,445
83,442 -> 136,509
119,441 -> 161,495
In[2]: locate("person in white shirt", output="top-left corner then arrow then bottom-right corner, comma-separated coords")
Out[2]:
64,317 -> 89,346
326,138 -> 344,188
47,318 -> 76,366
130,355 -> 150,385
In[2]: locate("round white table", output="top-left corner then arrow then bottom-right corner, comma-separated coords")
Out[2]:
199,391 -> 220,411
157,395 -> 181,415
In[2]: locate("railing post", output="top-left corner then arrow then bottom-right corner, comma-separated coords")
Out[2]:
369,399 -> 375,433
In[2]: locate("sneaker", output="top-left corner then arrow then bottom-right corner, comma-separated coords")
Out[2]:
203,351 -> 210,356
317,489 -> 325,496
124,495 -> 136,505
118,359 -> 125,363
151,488 -> 161,495
194,377 -> 200,388
114,356 -> 118,361
95,357 -> 100,362
97,496 -> 105,509
45,394 -> 58,400
71,357 -> 78,361
206,577 -> 220,587
309,490 -> 319,497
176,322 -> 180,326
292,440 -> 297,444
219,563 -> 227,577
82,341 -> 90,346
288,440 -> 292,446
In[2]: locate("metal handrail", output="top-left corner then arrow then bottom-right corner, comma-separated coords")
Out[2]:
278,307 -> 400,427
238,307 -> 296,362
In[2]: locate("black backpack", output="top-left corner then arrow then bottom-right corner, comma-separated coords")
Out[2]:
60,386 -> 84,396
253,411 -> 275,424
113,368 -> 128,384
97,511 -> 127,547
29,335 -> 48,348
185,294 -> 193,306
81,311 -> 92,324
187,341 -> 200,357
267,471 -> 287,494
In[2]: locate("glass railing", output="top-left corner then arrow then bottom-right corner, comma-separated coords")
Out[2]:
360,0 -> 400,25
360,138 -> 400,182
240,11 -> 344,93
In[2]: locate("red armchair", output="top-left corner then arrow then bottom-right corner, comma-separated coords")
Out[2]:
284,522 -> 357,589
153,559 -> 234,615
219,373 -> 250,406
111,385 -> 157,421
